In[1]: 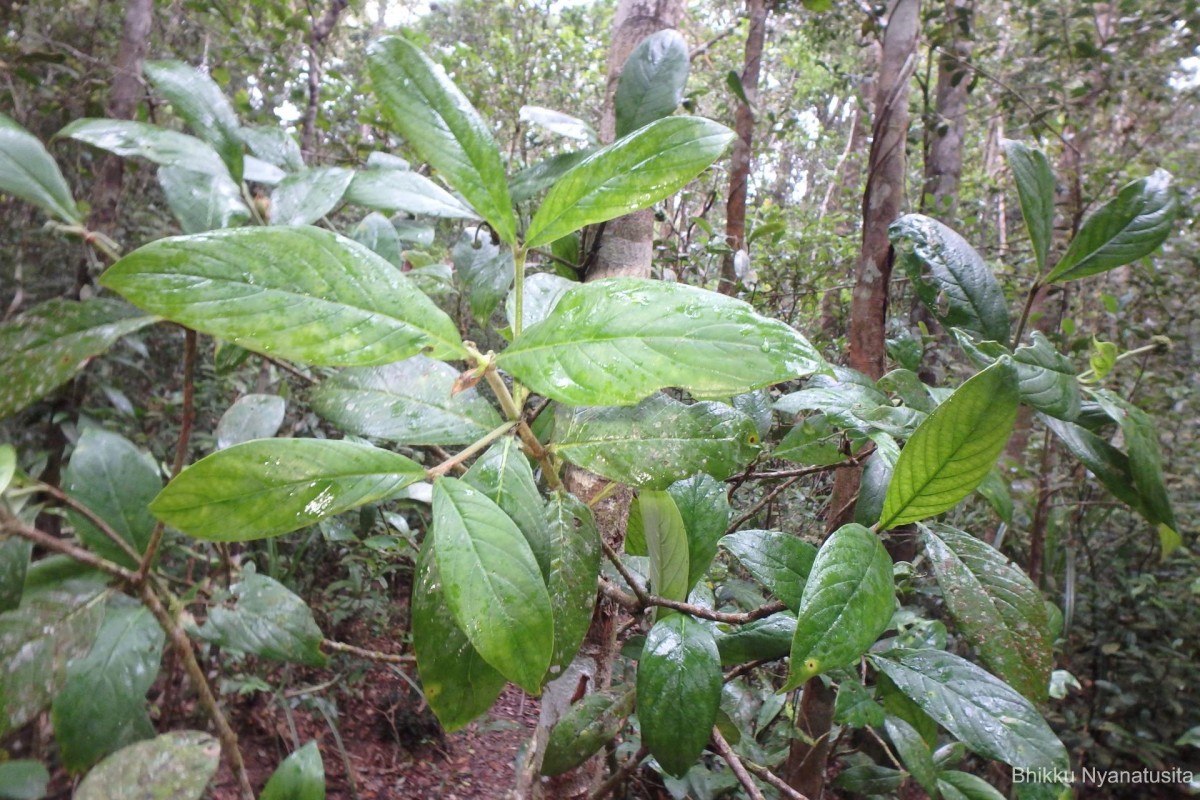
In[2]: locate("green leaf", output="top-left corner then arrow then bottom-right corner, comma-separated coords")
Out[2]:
260,741 -> 325,800
773,415 -> 845,466
464,438 -> 547,578
0,760 -> 49,800
216,394 -> 287,450
145,60 -> 244,182
1002,140 -> 1056,273
640,489 -> 690,604
100,226 -> 467,365
954,330 -> 1081,421
833,764 -> 903,795
872,648 -> 1069,771
0,298 -> 155,420
669,474 -> 732,590
921,523 -> 1051,701
833,678 -> 886,728
500,278 -> 823,406
714,612 -> 795,666
52,604 -> 164,772
367,36 -> 515,243
784,524 -> 894,690
1046,169 -> 1176,283
552,394 -> 761,490
505,272 -> 574,333
244,156 -> 286,185
525,117 -> 733,249
1088,337 -> 1118,381
58,119 -> 229,178
542,689 -> 635,776
412,537 -> 505,730
890,214 -> 1010,343
311,356 -> 502,446
150,438 -> 424,542
0,539 -> 30,613
519,105 -> 595,143
63,428 -> 162,569
720,530 -> 817,611
614,30 -> 690,137
158,166 -> 250,233
886,716 -> 940,798
0,443 -> 15,494
352,212 -> 404,266
74,730 -> 219,800
0,112 -> 81,223
195,568 -> 327,666
543,491 -> 601,670
1042,415 -> 1147,514
453,226 -> 515,324
269,167 -> 354,226
637,614 -> 722,778
431,478 -> 553,693
879,360 -> 1019,529
976,468 -> 1013,525
939,771 -> 1006,800
775,366 -> 888,428
240,125 -> 303,171
344,168 -> 480,219
0,580 -> 106,737
509,150 -> 594,204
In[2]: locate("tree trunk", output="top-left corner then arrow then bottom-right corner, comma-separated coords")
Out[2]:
921,0 -> 974,219
718,0 -> 769,295
786,2 -> 920,797
302,0 -> 349,159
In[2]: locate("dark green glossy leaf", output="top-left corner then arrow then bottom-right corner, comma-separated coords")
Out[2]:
669,474 -> 732,590
431,478 -> 553,693
886,715 -> 939,797
939,770 -> 1006,800
501,278 -> 823,406
714,612 -> 795,666
721,530 -> 817,611
0,580 -> 106,737
145,60 -> 244,182
311,356 -> 502,446
833,678 -> 885,728
880,360 -> 1019,529
552,394 -> 760,490
412,537 -> 505,731
856,445 -> 896,527
519,105 -> 595,143
890,214 -> 1010,343
344,168 -> 479,219
158,166 -> 250,233
101,226 -> 467,365
774,366 -> 887,428
614,30 -> 690,137
1047,170 -> 1176,283
833,764 -> 903,795
367,36 -> 515,243
922,523 -> 1051,701
52,604 -> 164,772
215,394 -> 286,450
525,117 -> 733,249
784,524 -> 894,690
260,741 -> 325,800
0,760 -> 49,800
637,614 -> 722,778
543,491 -> 601,670
150,439 -> 424,542
505,272 -> 574,332
63,428 -> 162,569
58,119 -> 228,178
453,226 -> 514,324
732,389 -> 773,440
269,167 -> 353,226
640,490 -> 689,604
509,150 -> 594,204
954,330 -> 1081,420
0,298 -> 155,420
1002,140 -> 1055,272
773,415 -> 845,466
196,568 -> 326,666
542,689 -> 634,776
74,730 -> 219,800
0,112 -> 80,223
464,438 -> 547,578
872,648 -> 1068,771
0,539 -> 30,613
240,126 -> 303,171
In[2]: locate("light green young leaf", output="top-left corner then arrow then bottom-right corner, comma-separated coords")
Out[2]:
260,741 -> 325,800
637,614 -> 722,778
150,438 -> 424,542
269,167 -> 354,226
720,530 -> 817,611
52,604 -> 164,772
872,648 -> 1069,771
344,168 -> 480,219
543,491 -> 601,671
63,428 -> 162,569
0,443 -> 17,495
58,119 -> 229,178
100,226 -> 467,365
500,278 -> 824,406
525,116 -> 733,249
431,478 -> 553,693
453,226 -> 515,324
215,394 -> 287,450
552,394 -> 761,490
879,360 -> 1019,529
640,489 -> 690,605
195,568 -> 327,666
74,731 -> 219,800
311,356 -> 502,446
784,524 -> 894,690
367,36 -> 515,243
0,112 -> 81,223
1002,140 -> 1056,273
614,30 -> 690,137
1046,169 -> 1176,283
145,60 -> 244,182
0,299 -> 155,420
158,166 -> 250,233
0,760 -> 49,800
412,538 -> 505,731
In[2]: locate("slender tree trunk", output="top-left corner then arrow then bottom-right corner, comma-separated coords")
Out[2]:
921,0 -> 974,218
302,0 -> 349,159
786,3 -> 920,797
718,0 -> 769,295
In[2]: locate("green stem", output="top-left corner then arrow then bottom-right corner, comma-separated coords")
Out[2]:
1076,341 -> 1167,382
427,421 -> 516,478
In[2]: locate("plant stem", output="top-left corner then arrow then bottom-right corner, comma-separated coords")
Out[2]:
321,639 -> 415,663
587,746 -> 648,800
427,421 -> 516,478
512,246 -> 527,339
739,759 -> 810,800
1012,280 -> 1042,349
712,727 -> 767,800
0,512 -> 137,583
480,362 -> 563,490
598,556 -> 784,624
36,482 -> 142,565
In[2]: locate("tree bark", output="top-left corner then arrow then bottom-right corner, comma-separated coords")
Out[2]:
302,0 -> 349,159
718,0 -> 769,295
921,0 -> 974,219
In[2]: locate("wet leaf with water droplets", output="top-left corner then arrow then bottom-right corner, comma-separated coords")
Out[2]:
0,111 -> 81,223
74,730 -> 219,800
720,529 -> 817,611
195,568 -> 327,666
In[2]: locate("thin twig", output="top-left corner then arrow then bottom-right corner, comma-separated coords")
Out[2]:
735,459 -> 863,483
587,746 -> 649,800
740,759 -> 810,800
322,639 -> 416,664
262,353 -> 316,384
427,422 -> 516,477
726,475 -> 803,534
36,482 -> 142,565
711,727 -> 767,800
597,573 -> 784,626
0,512 -> 137,583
